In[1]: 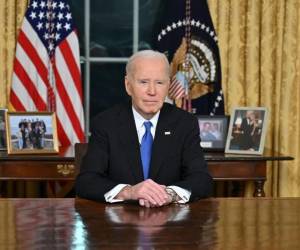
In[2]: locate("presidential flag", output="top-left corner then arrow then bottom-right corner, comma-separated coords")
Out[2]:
156,0 -> 224,115
10,0 -> 85,146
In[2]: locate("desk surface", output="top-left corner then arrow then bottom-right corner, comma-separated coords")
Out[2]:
0,198 -> 300,249
0,146 -> 293,162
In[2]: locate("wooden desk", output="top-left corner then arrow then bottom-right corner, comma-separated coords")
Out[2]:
0,198 -> 300,249
0,147 -> 76,197
205,151 -> 293,197
0,147 -> 75,181
0,147 -> 293,197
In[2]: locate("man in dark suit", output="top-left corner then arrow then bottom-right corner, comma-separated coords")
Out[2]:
76,50 -> 212,207
239,111 -> 258,150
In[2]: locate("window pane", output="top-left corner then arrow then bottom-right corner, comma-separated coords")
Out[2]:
90,0 -> 133,57
139,0 -> 165,50
69,0 -> 85,56
90,63 -> 130,120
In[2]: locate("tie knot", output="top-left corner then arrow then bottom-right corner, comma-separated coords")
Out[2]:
144,121 -> 152,132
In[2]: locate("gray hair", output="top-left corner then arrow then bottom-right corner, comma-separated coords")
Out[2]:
125,50 -> 170,77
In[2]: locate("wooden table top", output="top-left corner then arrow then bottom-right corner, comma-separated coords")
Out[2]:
0,198 -> 300,249
0,145 -> 293,162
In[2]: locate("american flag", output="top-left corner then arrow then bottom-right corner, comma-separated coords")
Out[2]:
10,0 -> 85,146
168,71 -> 188,100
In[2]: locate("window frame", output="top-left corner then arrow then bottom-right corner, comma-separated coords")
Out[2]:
81,0 -> 140,140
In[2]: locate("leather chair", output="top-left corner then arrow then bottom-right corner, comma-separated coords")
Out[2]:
74,142 -> 88,174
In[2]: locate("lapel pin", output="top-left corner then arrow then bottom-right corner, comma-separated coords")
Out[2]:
164,131 -> 171,135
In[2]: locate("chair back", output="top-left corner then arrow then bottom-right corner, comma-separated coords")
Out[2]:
75,143 -> 88,173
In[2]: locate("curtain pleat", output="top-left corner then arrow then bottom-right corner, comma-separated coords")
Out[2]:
208,0 -> 300,197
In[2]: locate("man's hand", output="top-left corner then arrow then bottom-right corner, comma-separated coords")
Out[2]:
116,179 -> 171,207
139,197 -> 172,208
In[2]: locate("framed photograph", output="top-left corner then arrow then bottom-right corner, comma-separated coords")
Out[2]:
5,112 -> 59,154
197,115 -> 229,151
225,107 -> 268,155
0,108 -> 7,150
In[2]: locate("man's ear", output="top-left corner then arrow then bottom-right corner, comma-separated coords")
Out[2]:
124,75 -> 131,96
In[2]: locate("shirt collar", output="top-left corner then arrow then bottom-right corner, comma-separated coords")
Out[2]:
132,106 -> 160,132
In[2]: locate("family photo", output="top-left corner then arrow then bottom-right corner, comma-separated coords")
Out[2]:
6,112 -> 58,154
0,109 -> 7,149
225,108 -> 268,154
16,118 -> 47,149
198,116 -> 228,151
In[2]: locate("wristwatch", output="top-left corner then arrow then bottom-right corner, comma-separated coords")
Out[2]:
165,188 -> 177,203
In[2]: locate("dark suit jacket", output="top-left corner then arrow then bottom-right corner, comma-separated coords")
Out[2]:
240,118 -> 254,150
75,102 -> 213,201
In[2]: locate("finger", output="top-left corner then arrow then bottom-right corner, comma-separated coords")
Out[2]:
140,199 -> 154,208
145,180 -> 169,203
140,198 -> 154,208
133,181 -> 167,205
139,186 -> 164,205
144,200 -> 151,208
141,193 -> 159,206
131,184 -> 157,204
147,188 -> 168,205
139,199 -> 145,206
145,184 -> 169,205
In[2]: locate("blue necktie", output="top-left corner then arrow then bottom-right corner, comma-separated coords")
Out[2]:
140,121 -> 153,179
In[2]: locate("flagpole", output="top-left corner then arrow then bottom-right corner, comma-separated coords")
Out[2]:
185,0 -> 192,113
46,0 -> 56,112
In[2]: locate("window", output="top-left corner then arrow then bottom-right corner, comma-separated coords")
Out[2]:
69,0 -> 164,136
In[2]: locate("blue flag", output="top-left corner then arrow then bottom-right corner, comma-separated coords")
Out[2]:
155,0 -> 224,115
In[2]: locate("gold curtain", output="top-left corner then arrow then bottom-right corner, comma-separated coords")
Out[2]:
208,0 -> 300,197
0,0 -> 28,108
0,0 -> 39,197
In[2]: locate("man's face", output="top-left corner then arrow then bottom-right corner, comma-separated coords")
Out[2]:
125,57 -> 170,119
203,123 -> 211,132
246,111 -> 254,119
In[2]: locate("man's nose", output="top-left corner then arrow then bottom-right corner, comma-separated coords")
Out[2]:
147,82 -> 156,95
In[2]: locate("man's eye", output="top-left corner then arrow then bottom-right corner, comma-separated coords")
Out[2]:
139,80 -> 148,84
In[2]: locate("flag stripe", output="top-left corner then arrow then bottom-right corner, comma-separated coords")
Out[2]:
21,18 -> 49,66
11,73 -> 37,111
15,43 -> 48,104
59,32 -> 83,101
13,59 -> 47,110
55,46 -> 84,123
56,115 -> 71,146
173,84 -> 184,95
169,82 -> 181,92
18,30 -> 49,89
53,64 -> 85,142
170,83 -> 183,95
10,90 -> 26,111
56,94 -> 79,143
174,90 -> 185,98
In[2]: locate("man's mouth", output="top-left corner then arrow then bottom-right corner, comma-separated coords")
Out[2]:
144,100 -> 157,104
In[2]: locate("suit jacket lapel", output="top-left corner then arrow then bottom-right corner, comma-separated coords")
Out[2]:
117,103 -> 144,182
149,105 -> 174,179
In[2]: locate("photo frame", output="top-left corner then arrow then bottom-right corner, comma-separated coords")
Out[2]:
5,112 -> 59,154
197,115 -> 229,151
0,108 -> 7,150
225,107 -> 268,155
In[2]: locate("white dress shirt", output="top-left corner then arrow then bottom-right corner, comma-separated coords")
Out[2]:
104,106 -> 191,203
